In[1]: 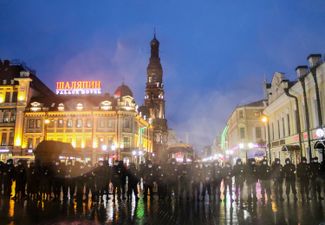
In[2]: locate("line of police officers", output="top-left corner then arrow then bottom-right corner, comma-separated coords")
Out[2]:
0,157 -> 325,203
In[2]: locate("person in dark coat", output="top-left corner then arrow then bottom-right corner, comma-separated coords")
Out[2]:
272,158 -> 284,201
233,158 -> 245,202
297,157 -> 310,201
283,158 -> 297,201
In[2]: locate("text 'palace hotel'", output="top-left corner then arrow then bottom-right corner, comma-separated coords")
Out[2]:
0,35 -> 168,164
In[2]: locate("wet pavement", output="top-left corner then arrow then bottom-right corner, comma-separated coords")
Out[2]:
1,195 -> 325,225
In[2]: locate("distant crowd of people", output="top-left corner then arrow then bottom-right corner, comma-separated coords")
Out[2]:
0,157 -> 325,203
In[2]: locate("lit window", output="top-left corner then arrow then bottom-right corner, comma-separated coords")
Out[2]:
58,119 -> 64,128
76,119 -> 83,128
67,119 -> 73,128
76,103 -> 83,111
100,101 -> 111,110
31,102 -> 41,112
58,103 -> 64,111
86,119 -> 92,128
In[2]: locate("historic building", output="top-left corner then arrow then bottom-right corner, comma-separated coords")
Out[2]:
0,36 -> 169,163
223,100 -> 267,163
22,83 -> 153,163
139,34 -> 168,160
0,60 -> 55,161
264,54 -> 325,164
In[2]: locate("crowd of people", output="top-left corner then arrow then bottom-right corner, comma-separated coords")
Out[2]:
0,157 -> 325,204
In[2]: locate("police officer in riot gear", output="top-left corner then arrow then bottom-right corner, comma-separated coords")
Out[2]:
272,158 -> 284,201
27,162 -> 40,200
283,158 -> 297,201
0,161 -> 4,195
14,159 -> 27,200
143,161 -> 155,200
297,157 -> 310,201
222,162 -> 233,201
233,158 -> 245,202
246,158 -> 258,202
3,159 -> 15,197
258,159 -> 272,201
166,159 -> 179,199
179,161 -> 191,200
212,161 -> 223,202
191,162 -> 202,201
201,163 -> 213,201
156,164 -> 167,200
310,157 -> 324,200
127,163 -> 140,201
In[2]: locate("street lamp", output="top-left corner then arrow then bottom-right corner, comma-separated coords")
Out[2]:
261,115 -> 271,164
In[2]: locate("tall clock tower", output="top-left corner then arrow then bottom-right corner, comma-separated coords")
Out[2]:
144,34 -> 168,158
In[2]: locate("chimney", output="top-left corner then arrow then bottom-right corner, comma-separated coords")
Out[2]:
295,65 -> 309,78
307,54 -> 322,68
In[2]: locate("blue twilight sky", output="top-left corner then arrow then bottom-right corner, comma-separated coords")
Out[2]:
0,0 -> 324,149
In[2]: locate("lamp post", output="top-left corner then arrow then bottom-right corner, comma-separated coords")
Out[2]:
261,115 -> 271,164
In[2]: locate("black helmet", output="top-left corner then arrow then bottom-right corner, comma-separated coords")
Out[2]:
236,158 -> 242,164
285,158 -> 291,164
301,157 -> 307,162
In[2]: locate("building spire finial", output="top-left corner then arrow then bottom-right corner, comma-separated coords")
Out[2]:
154,27 -> 156,39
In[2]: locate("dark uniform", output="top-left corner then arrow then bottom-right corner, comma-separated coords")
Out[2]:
283,158 -> 297,200
0,161 -> 4,195
272,158 -> 284,201
222,162 -> 233,201
3,159 -> 15,197
27,162 -> 40,199
258,159 -> 272,201
53,161 -> 64,200
14,160 -> 27,200
143,161 -> 155,200
201,163 -> 213,200
233,159 -> 245,202
246,159 -> 258,202
191,162 -> 202,201
310,157 -> 324,200
166,160 -> 179,198
127,163 -> 140,200
156,164 -> 167,199
212,161 -> 223,201
179,162 -> 191,200
297,157 -> 310,200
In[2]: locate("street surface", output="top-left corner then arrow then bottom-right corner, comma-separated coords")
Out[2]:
1,194 -> 325,225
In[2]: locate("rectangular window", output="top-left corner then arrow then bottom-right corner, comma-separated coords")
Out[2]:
76,119 -> 82,128
12,92 -> 17,102
28,119 -> 35,128
294,110 -> 298,133
28,138 -> 33,149
124,119 -> 130,128
98,118 -> 105,128
58,119 -> 64,128
86,119 -> 92,128
10,110 -> 16,122
67,119 -> 73,128
8,132 -> 14,146
313,99 -> 319,128
123,136 -> 130,148
1,133 -> 7,145
5,92 -> 10,103
239,127 -> 245,139
3,111 -> 10,122
108,119 -> 114,128
277,120 -> 281,138
36,119 -> 41,128
287,114 -> 291,135
255,127 -> 262,139
282,117 -> 285,137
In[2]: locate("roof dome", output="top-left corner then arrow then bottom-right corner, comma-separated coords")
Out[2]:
114,83 -> 133,98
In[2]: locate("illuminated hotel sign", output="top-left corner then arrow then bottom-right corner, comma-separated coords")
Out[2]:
56,80 -> 102,95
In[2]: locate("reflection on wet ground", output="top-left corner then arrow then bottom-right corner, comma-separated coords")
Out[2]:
1,196 -> 325,225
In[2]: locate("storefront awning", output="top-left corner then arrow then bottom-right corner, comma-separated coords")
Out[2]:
281,145 -> 300,151
314,140 -> 325,149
